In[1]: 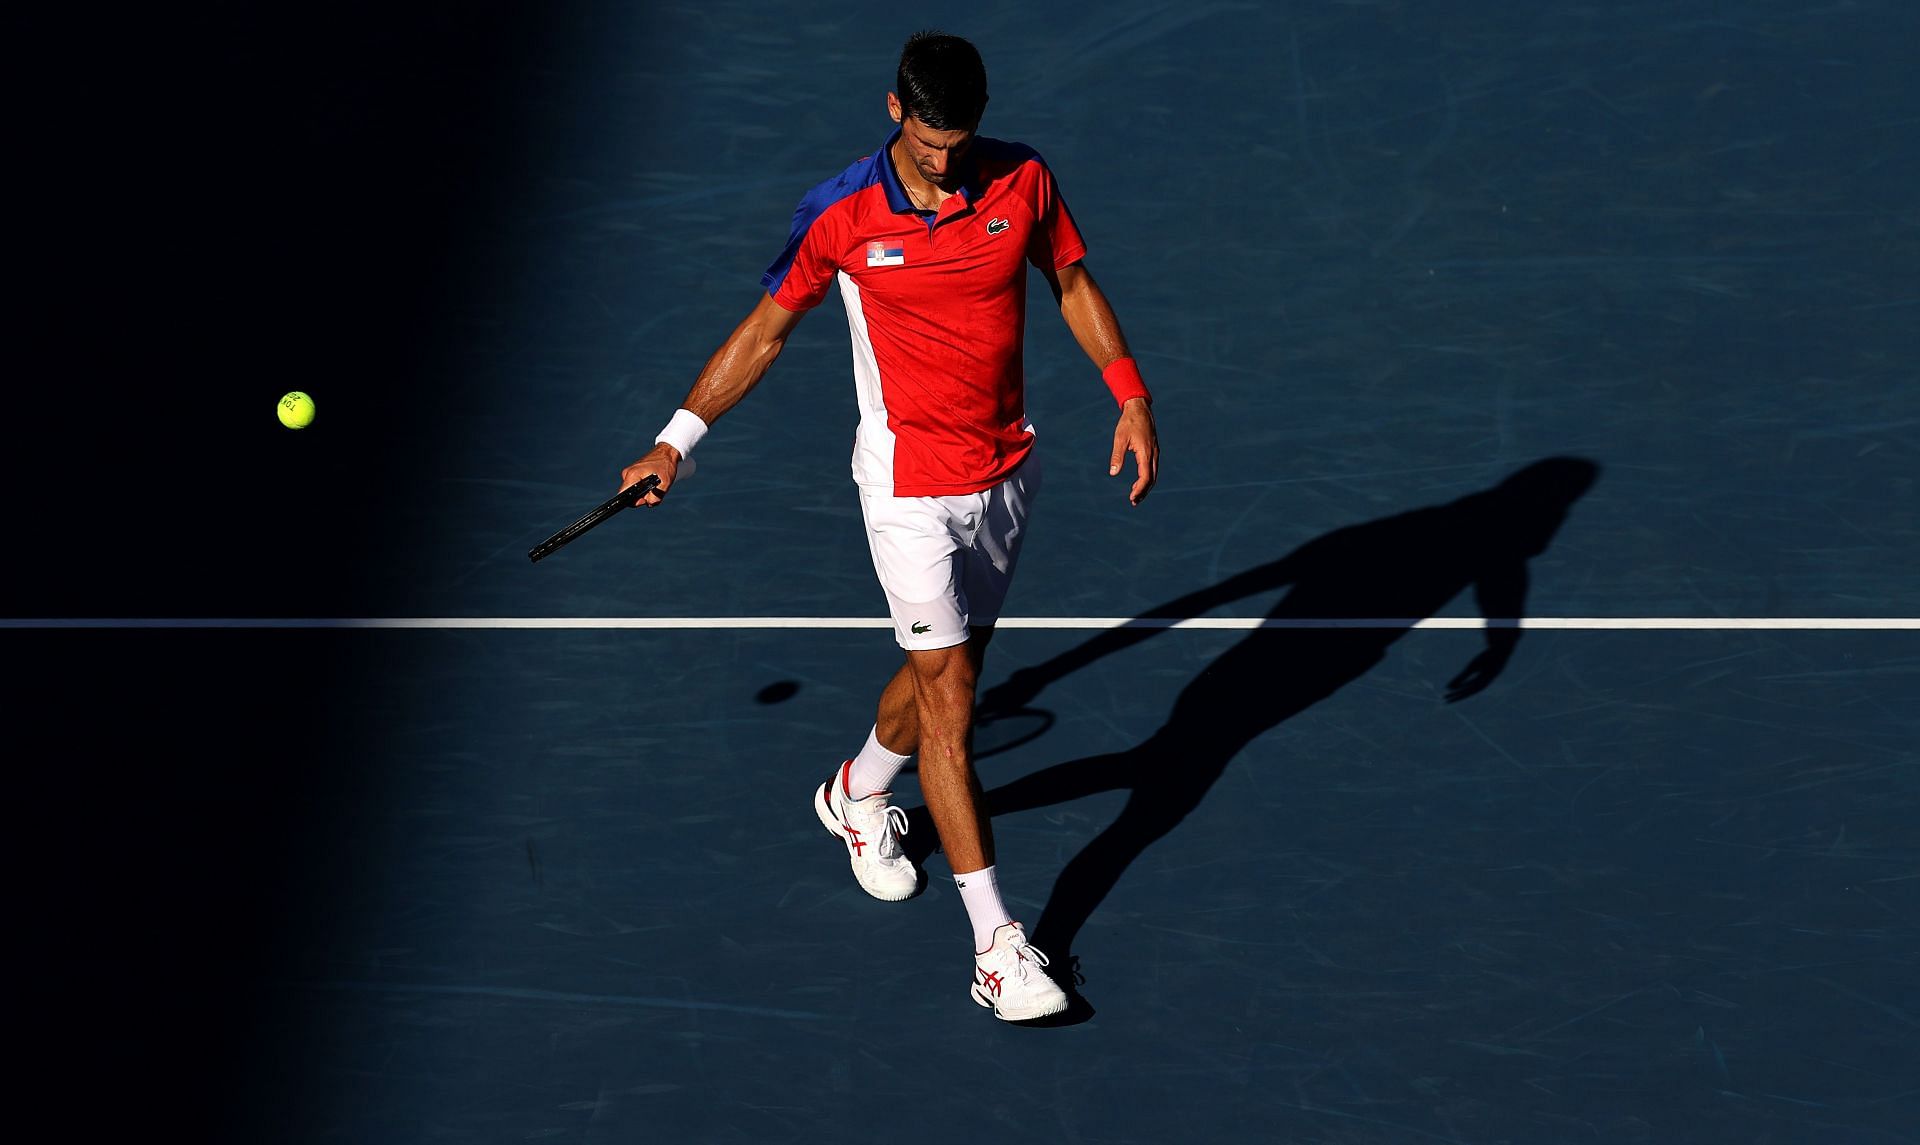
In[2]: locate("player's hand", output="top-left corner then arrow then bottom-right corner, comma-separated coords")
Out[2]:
1110,397 -> 1159,505
619,443 -> 682,507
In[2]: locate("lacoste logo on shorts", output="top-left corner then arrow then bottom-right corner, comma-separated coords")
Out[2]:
986,217 -> 1010,235
911,621 -> 932,634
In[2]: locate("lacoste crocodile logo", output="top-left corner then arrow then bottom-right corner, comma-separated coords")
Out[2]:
911,621 -> 932,634
986,217 -> 1010,235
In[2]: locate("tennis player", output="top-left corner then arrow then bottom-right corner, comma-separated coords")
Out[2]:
619,31 -> 1158,1021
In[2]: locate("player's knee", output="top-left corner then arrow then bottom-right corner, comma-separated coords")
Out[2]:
908,642 -> 978,693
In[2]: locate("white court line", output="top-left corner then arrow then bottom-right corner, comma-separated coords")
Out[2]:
3,617 -> 1917,630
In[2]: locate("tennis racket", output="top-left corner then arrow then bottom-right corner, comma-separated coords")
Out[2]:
528,457 -> 697,563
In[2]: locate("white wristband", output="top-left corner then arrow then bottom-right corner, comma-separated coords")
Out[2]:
654,408 -> 709,459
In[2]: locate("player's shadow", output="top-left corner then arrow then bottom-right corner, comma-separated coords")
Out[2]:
905,457 -> 1600,1020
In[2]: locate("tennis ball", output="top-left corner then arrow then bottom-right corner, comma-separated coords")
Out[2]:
278,391 -> 316,429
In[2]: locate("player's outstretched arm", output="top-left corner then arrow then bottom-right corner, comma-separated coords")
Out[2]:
620,294 -> 806,505
1048,262 -> 1159,505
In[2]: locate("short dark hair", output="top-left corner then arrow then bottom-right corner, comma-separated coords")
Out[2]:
896,31 -> 988,131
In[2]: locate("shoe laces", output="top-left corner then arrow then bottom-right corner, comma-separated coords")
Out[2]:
876,805 -> 909,862
843,789 -> 910,861
1003,928 -> 1052,975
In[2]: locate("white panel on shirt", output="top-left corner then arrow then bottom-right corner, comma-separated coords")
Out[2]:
837,269 -> 898,490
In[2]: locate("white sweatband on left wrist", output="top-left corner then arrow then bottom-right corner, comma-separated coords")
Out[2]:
654,408 -> 709,459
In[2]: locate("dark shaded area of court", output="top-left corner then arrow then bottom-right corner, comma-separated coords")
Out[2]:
14,2 -> 1917,1142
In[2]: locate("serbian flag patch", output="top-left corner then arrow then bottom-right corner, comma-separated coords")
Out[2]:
865,239 -> 906,267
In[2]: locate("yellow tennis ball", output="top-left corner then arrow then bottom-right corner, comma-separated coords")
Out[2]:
278,391 -> 316,429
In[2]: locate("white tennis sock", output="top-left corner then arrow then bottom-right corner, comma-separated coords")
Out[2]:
846,726 -> 912,797
955,865 -> 1012,953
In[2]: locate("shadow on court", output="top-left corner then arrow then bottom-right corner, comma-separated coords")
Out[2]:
911,456 -> 1601,1020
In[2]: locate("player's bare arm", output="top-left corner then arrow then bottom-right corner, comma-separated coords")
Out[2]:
1048,261 -> 1160,505
620,293 -> 806,505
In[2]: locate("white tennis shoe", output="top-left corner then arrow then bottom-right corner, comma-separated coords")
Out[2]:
814,761 -> 919,901
971,922 -> 1068,1021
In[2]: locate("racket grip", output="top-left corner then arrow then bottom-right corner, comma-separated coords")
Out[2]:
616,454 -> 694,503
526,456 -> 699,564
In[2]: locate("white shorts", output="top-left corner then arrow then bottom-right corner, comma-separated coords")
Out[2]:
858,456 -> 1042,651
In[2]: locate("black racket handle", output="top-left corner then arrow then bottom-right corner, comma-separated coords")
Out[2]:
528,475 -> 660,563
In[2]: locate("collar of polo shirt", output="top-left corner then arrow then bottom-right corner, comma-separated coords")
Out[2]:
876,127 -> 982,218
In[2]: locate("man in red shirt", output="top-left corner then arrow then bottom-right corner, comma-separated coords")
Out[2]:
620,31 -> 1157,1021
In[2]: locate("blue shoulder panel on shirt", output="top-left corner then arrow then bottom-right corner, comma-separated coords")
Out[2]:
760,155 -> 882,296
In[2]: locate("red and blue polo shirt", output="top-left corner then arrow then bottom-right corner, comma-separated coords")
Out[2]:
761,130 -> 1088,496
